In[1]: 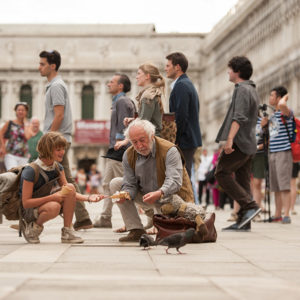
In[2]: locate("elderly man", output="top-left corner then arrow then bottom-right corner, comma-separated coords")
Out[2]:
110,119 -> 206,242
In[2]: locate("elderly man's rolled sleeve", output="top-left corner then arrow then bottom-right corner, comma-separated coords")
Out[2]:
121,154 -> 138,200
160,147 -> 183,196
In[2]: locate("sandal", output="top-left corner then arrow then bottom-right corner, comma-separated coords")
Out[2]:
146,227 -> 158,235
113,226 -> 127,233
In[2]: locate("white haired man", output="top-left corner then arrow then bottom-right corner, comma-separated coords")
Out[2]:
110,119 -> 206,242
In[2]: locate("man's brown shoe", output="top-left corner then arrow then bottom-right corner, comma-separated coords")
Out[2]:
119,229 -> 146,242
73,218 -> 93,231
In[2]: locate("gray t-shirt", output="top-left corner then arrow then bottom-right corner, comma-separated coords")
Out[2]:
43,75 -> 73,142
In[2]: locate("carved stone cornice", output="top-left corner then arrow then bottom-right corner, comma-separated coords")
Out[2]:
257,56 -> 300,98
204,0 -> 300,73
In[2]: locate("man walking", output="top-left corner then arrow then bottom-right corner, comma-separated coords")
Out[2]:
215,56 -> 261,231
94,73 -> 135,228
38,50 -> 92,230
165,52 -> 202,177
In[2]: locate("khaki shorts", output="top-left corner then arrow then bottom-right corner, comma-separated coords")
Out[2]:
269,150 -> 293,192
251,153 -> 265,179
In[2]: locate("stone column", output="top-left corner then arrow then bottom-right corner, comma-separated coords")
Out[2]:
93,82 -> 101,120
98,79 -> 111,120
31,80 -> 44,119
74,82 -> 84,121
1,81 -> 13,121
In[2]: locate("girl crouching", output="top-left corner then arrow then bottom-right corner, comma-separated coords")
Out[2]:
20,131 -> 104,244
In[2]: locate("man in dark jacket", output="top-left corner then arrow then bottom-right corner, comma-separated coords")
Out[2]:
165,52 -> 202,177
215,56 -> 261,231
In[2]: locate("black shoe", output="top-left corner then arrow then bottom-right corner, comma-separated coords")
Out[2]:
222,221 -> 251,232
73,218 -> 93,231
238,208 -> 261,229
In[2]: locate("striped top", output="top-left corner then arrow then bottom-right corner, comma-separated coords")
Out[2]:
269,111 -> 294,153
255,117 -> 264,154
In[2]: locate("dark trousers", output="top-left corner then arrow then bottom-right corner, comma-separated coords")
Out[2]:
219,191 -> 233,209
215,144 -> 258,212
198,180 -> 210,205
181,148 -> 196,178
62,143 -> 90,222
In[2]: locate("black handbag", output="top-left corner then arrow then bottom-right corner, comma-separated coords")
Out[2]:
3,121 -> 12,139
205,166 -> 216,184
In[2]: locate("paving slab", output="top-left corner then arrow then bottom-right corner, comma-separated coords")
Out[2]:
0,202 -> 300,300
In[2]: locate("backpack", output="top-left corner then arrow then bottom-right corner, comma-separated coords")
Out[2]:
0,163 -> 40,221
281,115 -> 300,162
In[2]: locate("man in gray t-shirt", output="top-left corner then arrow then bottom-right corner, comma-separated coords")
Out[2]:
39,50 -> 92,230
215,56 -> 261,232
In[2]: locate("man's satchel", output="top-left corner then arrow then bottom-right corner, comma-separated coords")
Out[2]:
153,213 -> 217,243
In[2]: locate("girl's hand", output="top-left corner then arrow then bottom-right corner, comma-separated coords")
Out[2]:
52,191 -> 64,203
87,194 -> 105,202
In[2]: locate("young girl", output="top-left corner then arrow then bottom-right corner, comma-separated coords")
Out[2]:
20,132 -> 104,244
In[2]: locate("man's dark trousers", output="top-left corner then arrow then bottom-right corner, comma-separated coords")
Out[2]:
215,144 -> 258,213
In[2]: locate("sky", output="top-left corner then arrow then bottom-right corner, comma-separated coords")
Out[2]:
0,0 -> 239,33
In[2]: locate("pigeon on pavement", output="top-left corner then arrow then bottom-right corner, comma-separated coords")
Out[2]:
157,228 -> 195,254
139,228 -> 195,254
139,234 -> 156,249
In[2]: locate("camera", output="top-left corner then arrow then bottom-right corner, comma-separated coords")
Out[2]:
258,104 -> 268,117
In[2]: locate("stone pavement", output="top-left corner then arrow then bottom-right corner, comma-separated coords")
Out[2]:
1,202 -> 300,300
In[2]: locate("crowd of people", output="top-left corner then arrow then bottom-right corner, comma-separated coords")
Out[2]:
0,49 -> 298,245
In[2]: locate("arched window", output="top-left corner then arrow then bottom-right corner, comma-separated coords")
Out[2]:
20,85 -> 32,118
81,85 -> 94,120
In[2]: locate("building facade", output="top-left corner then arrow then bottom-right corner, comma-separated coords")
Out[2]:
201,0 -> 300,147
1,0 -> 300,171
0,24 -> 204,172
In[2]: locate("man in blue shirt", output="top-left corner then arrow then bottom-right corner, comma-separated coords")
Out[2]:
94,74 -> 135,228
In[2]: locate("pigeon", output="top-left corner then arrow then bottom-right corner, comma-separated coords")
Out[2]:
157,228 -> 195,254
139,234 -> 156,249
139,228 -> 196,254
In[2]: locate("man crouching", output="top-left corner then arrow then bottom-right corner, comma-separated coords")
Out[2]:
110,118 -> 206,242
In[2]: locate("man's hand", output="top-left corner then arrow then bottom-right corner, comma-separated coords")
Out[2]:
123,117 -> 134,127
143,190 -> 162,204
224,138 -> 234,154
260,117 -> 268,128
114,140 -> 128,150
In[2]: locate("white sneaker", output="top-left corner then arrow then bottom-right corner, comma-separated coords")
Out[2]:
61,227 -> 84,244
21,221 -> 44,244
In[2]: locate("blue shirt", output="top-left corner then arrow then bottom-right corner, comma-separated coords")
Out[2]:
112,92 -> 126,141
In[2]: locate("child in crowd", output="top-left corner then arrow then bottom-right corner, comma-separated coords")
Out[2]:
20,132 -> 104,244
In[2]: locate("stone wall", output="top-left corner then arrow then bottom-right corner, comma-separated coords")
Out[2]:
201,0 -> 300,148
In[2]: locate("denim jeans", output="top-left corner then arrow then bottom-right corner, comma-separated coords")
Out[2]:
215,144 -> 258,212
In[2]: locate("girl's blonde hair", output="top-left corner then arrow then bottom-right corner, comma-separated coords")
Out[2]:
37,131 -> 67,160
138,63 -> 165,90
138,63 -> 165,114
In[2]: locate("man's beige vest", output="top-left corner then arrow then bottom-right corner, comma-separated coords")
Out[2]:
126,136 -> 194,203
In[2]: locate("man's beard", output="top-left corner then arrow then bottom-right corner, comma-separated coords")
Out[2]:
136,140 -> 153,156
